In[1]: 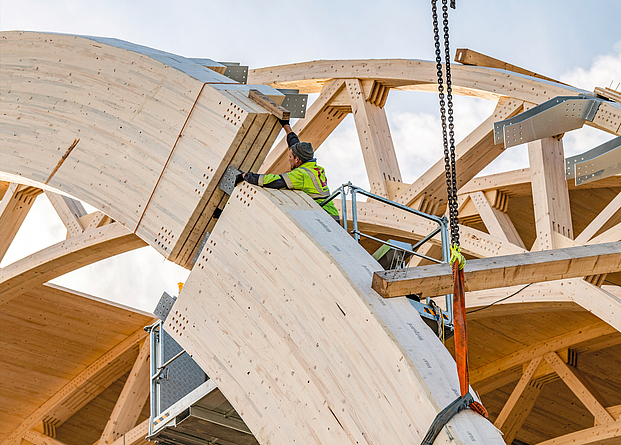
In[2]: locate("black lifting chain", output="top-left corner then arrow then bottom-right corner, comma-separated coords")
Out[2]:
431,0 -> 459,246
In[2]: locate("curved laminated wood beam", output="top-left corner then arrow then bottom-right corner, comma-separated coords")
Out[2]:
3,327 -> 148,445
556,279 -> 621,332
249,60 -> 621,136
165,185 -> 502,444
0,31 -> 283,268
0,222 -> 146,305
469,322 -> 617,386
535,419 -> 621,445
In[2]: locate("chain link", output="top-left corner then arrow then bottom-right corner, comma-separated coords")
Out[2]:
431,0 -> 460,246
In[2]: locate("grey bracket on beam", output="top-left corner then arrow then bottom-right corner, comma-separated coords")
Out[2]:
494,96 -> 602,148
154,291 -> 177,321
218,62 -> 249,84
566,136 -> 621,180
218,165 -> 243,196
277,89 -> 308,119
575,144 -> 621,185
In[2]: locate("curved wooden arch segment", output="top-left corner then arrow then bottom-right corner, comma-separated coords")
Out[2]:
165,185 -> 502,444
0,283 -> 153,444
0,31 -> 283,268
0,222 -> 145,305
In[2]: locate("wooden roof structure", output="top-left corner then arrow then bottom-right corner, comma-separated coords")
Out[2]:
1,31 -> 620,445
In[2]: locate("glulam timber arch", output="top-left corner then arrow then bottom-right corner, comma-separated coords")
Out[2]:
2,30 -> 621,445
1,31 -> 282,269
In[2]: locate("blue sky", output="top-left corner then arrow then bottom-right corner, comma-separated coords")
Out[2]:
2,0 -> 620,311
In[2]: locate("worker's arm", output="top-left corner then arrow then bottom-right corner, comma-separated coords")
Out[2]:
278,120 -> 300,148
244,172 -> 287,188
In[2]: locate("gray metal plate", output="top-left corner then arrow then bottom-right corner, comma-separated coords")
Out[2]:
494,96 -> 602,148
219,165 -> 242,196
566,136 -> 621,179
278,89 -> 308,119
220,62 -> 248,84
575,145 -> 621,185
154,292 -> 177,321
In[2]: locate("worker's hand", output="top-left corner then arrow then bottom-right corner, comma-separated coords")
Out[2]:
278,118 -> 290,127
235,172 -> 245,185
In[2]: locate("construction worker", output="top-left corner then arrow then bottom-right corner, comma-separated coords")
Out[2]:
241,120 -> 340,222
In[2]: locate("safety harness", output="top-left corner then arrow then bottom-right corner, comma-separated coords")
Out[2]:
421,1 -> 489,443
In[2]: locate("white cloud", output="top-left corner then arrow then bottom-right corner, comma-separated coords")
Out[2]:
51,246 -> 189,313
560,41 -> 621,92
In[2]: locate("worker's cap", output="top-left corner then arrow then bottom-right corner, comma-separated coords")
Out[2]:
290,142 -> 314,162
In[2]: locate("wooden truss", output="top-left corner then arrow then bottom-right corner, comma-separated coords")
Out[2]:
1,31 -> 620,445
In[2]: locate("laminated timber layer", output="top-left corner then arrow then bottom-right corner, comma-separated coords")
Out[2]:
0,31 -> 284,270
1,31 -> 621,445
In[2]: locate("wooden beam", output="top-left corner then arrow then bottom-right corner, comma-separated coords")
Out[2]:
605,404 -> 621,422
248,89 -> 290,120
2,327 -> 148,445
372,242 -> 621,298
556,279 -> 621,332
494,357 -> 544,444
346,78 -> 402,197
528,137 -> 573,250
44,192 -> 87,237
465,282 -> 572,317
259,79 -> 347,174
81,211 -> 112,231
469,191 -> 525,248
21,430 -> 68,445
575,191 -> 621,244
470,322 -> 616,384
394,99 -> 524,211
536,419 -> 621,445
0,222 -> 146,305
544,351 -> 614,425
0,183 -> 42,262
106,419 -> 149,445
454,48 -> 564,85
99,338 -> 151,444
588,221 -> 621,245
595,87 -> 621,103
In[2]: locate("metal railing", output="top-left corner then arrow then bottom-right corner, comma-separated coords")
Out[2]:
321,182 -> 453,326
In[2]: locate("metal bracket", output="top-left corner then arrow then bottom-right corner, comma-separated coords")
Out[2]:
566,135 -> 621,184
494,95 -> 603,148
277,89 -> 308,119
218,62 -> 248,84
218,166 -> 243,196
154,292 -> 177,322
575,144 -> 621,185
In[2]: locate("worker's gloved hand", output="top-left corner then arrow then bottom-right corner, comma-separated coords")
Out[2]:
278,118 -> 290,127
235,172 -> 245,185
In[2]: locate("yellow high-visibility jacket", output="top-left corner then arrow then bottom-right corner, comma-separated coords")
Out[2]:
245,161 -> 339,218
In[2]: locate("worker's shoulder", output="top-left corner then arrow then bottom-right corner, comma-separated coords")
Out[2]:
300,160 -> 320,169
